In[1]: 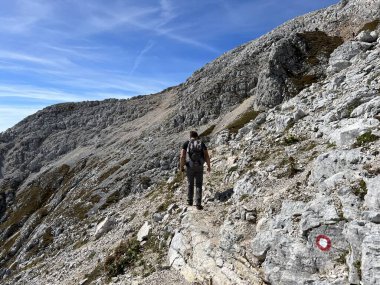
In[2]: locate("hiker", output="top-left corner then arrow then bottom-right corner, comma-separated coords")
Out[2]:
180,131 -> 211,210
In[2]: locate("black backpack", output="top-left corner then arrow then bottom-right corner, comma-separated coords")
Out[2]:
187,139 -> 204,165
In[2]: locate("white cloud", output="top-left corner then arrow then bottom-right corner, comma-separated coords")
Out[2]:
0,50 -> 59,66
129,40 -> 155,75
0,85 -> 83,102
0,106 -> 42,133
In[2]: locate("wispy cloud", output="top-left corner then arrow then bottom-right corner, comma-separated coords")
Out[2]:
129,40 -> 155,75
0,84 -> 84,102
0,0 -> 339,131
0,50 -> 59,66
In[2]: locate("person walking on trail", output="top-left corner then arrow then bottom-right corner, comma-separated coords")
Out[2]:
180,131 -> 211,210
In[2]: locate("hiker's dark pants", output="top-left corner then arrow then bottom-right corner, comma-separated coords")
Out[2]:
186,165 -> 203,206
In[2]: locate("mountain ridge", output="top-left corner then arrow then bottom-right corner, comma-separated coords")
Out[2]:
1,0 -> 380,284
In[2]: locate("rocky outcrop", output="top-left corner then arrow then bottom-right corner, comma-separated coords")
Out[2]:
1,0 -> 380,284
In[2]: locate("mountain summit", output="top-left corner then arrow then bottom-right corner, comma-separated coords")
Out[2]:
1,0 -> 380,284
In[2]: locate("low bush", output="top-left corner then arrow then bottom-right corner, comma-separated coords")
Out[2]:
227,110 -> 260,133
358,19 -> 380,33
283,135 -> 300,145
104,239 -> 141,277
352,179 -> 367,200
353,131 -> 379,147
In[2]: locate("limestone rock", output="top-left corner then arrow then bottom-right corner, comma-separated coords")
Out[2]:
361,225 -> 380,285
137,221 -> 151,242
94,217 -> 115,239
356,30 -> 378,43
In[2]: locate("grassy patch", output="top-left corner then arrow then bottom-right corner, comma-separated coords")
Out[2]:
157,196 -> 174,212
20,257 -> 43,272
327,141 -> 337,148
104,238 -> 141,278
228,165 -> 238,173
283,135 -> 301,145
73,239 -> 88,250
239,194 -> 250,202
83,263 -> 103,285
227,110 -> 260,133
353,131 -> 379,147
291,74 -> 318,92
278,156 -> 300,178
89,194 -> 101,204
286,31 -> 343,96
200,125 -> 216,137
346,98 -> 362,116
358,19 -> 380,33
100,191 -> 120,210
147,172 -> 181,211
139,176 -> 152,188
2,232 -> 20,253
119,158 -> 131,165
300,141 -> 317,152
98,165 -> 121,183
297,31 -> 343,66
0,184 -> 54,230
336,250 -> 349,264
354,260 -> 362,279
352,179 -> 367,200
41,227 -> 54,248
66,202 -> 92,220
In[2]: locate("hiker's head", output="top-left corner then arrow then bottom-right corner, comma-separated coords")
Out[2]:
190,131 -> 199,139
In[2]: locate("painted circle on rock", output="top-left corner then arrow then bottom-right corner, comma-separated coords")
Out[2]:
316,235 -> 332,251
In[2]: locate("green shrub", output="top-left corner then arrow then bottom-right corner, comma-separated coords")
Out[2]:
352,179 -> 367,200
104,239 -> 141,277
228,165 -> 238,173
140,176 -> 152,188
227,110 -> 260,133
354,131 -> 379,147
354,260 -> 362,278
239,194 -> 249,202
327,142 -> 336,148
283,135 -> 300,145
336,250 -> 349,264
346,98 -> 362,116
100,191 -> 120,210
98,165 -> 121,183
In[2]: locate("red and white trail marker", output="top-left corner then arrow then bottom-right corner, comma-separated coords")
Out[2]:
316,235 -> 332,251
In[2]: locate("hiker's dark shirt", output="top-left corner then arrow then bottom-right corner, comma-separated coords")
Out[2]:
182,140 -> 207,161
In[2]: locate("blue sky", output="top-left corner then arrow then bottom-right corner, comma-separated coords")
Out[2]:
0,0 -> 339,132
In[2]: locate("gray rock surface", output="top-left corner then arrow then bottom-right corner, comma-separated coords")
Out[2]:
1,0 -> 380,284
137,221 -> 151,242
94,216 -> 115,239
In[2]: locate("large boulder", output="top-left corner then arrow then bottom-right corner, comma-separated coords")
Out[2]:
137,221 -> 151,242
356,30 -> 378,43
94,216 -> 115,239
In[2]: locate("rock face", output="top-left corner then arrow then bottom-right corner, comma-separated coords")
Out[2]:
1,0 -> 380,284
94,217 -> 115,239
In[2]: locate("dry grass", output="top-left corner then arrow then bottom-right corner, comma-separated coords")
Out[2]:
226,110 -> 260,133
358,19 -> 380,33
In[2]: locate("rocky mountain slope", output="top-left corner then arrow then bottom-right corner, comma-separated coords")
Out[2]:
1,0 -> 380,284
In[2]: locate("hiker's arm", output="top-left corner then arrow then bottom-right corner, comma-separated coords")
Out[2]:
180,149 -> 186,171
204,150 -> 211,172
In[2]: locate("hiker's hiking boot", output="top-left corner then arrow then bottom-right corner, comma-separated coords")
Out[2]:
188,201 -> 193,206
196,205 -> 203,210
